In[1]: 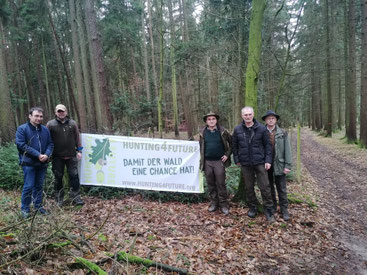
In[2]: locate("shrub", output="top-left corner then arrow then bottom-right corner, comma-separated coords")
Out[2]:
0,143 -> 54,190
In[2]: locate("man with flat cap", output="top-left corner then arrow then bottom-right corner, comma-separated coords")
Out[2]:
262,110 -> 292,220
199,112 -> 232,215
47,104 -> 84,207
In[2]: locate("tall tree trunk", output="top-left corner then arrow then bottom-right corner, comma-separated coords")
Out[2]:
344,0 -> 350,135
0,21 -> 15,143
244,0 -> 266,116
360,0 -> 367,147
346,0 -> 357,141
147,0 -> 158,100
69,0 -> 87,131
324,0 -> 332,137
141,0 -> 151,103
47,0 -> 80,124
41,36 -> 52,120
85,0 -> 113,133
158,0 -> 164,138
181,0 -> 196,138
168,0 -> 179,137
76,0 -> 96,132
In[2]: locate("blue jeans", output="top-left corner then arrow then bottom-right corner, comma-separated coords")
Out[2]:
21,165 -> 47,212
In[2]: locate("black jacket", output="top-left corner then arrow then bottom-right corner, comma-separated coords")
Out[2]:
232,119 -> 272,165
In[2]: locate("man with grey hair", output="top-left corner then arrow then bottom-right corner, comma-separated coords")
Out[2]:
232,106 -> 275,222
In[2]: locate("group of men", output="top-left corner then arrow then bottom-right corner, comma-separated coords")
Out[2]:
200,106 -> 292,222
15,105 -> 84,218
15,104 -> 291,221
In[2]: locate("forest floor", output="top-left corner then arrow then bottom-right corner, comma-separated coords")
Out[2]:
0,128 -> 367,274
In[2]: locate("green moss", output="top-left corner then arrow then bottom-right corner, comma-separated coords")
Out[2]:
75,257 -> 108,275
117,251 -> 155,266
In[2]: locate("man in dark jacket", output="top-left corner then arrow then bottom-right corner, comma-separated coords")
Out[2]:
199,112 -> 232,215
232,106 -> 275,222
262,110 -> 292,220
47,104 -> 84,207
15,107 -> 54,218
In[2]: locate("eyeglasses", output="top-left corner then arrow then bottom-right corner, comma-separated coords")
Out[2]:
57,110 -> 65,113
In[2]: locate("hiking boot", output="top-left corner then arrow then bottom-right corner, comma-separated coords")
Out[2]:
72,196 -> 84,206
208,203 -> 218,212
247,207 -> 257,218
37,207 -> 49,215
21,210 -> 30,219
220,206 -> 229,215
272,203 -> 277,214
57,200 -> 63,207
281,207 -> 290,221
265,208 -> 276,223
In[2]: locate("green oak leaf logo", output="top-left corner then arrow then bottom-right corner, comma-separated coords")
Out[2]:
88,138 -> 112,165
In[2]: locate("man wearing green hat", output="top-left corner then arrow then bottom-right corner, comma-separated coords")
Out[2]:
199,112 -> 232,215
262,110 -> 292,220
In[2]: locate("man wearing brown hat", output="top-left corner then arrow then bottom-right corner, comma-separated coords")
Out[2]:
46,104 -> 84,207
262,110 -> 292,220
199,112 -> 232,215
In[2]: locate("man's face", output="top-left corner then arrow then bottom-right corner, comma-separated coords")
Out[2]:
55,109 -> 67,120
265,115 -> 277,128
29,110 -> 43,126
241,109 -> 254,123
206,116 -> 217,127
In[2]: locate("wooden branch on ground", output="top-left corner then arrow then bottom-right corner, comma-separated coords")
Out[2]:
116,251 -> 188,275
85,208 -> 111,241
75,257 -> 108,275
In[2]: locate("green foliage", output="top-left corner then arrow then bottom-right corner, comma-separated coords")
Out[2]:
0,143 -> 24,189
0,143 -> 53,190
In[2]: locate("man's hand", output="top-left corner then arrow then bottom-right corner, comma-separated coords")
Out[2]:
236,163 -> 241,166
283,168 -> 291,174
38,154 -> 48,162
77,152 -> 82,161
265,163 -> 271,170
221,155 -> 228,163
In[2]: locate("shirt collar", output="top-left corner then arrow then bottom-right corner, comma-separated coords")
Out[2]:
207,126 -> 218,132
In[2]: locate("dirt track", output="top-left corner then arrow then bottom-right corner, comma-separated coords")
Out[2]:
299,128 -> 367,274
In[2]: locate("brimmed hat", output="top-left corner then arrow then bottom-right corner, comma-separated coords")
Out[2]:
203,112 -> 220,122
262,110 -> 280,121
55,104 -> 67,112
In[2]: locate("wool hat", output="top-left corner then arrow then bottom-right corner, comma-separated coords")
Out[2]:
262,110 -> 280,121
203,112 -> 220,122
55,104 -> 67,112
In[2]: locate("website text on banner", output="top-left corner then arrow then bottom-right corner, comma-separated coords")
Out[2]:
79,134 -> 204,193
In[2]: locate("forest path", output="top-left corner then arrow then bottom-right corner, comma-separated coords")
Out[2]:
299,128 -> 367,274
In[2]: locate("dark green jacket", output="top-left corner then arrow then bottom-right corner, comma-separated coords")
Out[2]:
199,126 -> 232,171
272,125 -> 292,175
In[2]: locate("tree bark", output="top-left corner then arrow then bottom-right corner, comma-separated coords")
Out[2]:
244,0 -> 266,116
76,0 -> 96,132
346,0 -> 357,141
168,0 -> 179,137
0,21 -> 16,143
360,0 -> 367,147
85,0 -> 113,133
324,0 -> 332,137
69,0 -> 87,131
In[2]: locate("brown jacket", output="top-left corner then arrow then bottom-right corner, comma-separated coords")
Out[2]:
199,125 -> 232,171
46,117 -> 81,157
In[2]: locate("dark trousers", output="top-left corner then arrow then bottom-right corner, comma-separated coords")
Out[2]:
21,165 -> 47,212
241,164 -> 273,209
204,160 -> 228,207
52,157 -> 80,201
268,166 -> 288,208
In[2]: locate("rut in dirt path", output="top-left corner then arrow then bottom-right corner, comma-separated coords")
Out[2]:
299,129 -> 367,274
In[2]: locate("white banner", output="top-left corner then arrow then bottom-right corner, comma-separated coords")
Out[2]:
80,134 -> 204,193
